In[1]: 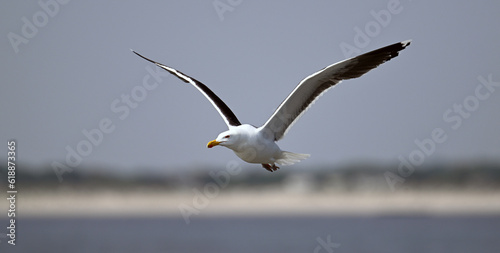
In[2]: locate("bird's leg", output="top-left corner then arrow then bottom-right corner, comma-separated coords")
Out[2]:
261,163 -> 280,172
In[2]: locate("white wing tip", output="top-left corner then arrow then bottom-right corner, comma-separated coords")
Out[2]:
401,39 -> 412,48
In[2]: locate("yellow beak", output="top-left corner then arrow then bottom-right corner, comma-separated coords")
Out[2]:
207,140 -> 221,148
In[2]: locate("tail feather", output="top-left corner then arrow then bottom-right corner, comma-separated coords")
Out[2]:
275,151 -> 310,166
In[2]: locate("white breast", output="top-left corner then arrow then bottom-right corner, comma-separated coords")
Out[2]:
228,124 -> 282,164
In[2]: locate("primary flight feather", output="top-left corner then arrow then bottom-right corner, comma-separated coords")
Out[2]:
132,40 -> 411,172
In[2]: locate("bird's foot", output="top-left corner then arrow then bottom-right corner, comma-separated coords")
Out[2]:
262,163 -> 280,172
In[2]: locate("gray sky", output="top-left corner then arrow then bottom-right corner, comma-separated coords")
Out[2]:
1,0 -> 499,174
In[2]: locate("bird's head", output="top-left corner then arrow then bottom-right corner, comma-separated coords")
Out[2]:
207,130 -> 239,148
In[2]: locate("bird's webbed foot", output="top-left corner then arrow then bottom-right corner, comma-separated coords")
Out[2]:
262,163 -> 280,172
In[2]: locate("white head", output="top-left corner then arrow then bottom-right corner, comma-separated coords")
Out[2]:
206,129 -> 241,149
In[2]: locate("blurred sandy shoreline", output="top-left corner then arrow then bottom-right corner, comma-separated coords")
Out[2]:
6,189 -> 500,218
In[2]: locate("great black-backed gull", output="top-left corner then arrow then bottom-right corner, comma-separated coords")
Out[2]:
132,40 -> 411,172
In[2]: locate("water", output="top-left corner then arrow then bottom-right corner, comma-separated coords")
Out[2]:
1,215 -> 499,253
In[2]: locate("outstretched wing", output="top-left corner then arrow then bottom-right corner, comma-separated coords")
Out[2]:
260,40 -> 411,141
132,50 -> 241,127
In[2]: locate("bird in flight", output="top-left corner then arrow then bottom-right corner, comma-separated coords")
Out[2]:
132,40 -> 411,172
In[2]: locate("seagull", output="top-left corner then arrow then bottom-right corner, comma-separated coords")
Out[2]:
132,40 -> 411,172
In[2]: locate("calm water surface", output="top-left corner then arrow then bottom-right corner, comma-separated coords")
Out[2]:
1,216 -> 499,253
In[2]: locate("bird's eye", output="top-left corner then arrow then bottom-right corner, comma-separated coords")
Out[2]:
224,135 -> 230,139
